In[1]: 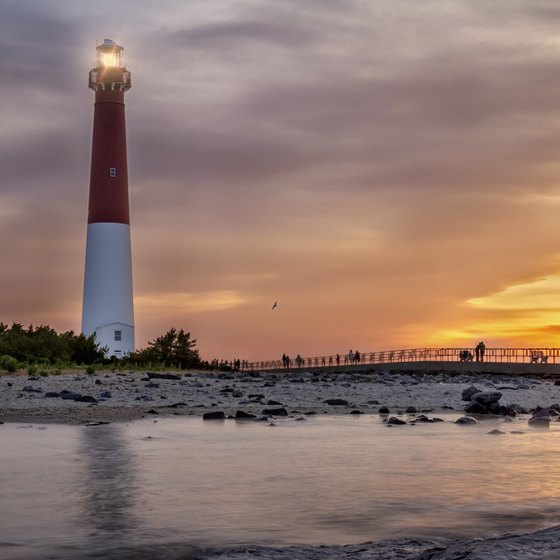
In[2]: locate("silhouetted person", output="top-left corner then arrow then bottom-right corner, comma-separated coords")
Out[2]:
475,341 -> 486,362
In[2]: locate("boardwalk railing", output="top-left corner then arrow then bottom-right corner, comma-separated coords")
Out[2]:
245,347 -> 560,371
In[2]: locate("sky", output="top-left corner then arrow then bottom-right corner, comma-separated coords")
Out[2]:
2,0 -> 560,361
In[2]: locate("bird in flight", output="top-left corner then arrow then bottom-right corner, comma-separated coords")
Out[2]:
272,301 -> 278,310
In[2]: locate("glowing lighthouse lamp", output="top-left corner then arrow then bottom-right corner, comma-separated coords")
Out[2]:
81,39 -> 134,358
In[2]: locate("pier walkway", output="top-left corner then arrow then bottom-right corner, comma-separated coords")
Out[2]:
246,347 -> 560,376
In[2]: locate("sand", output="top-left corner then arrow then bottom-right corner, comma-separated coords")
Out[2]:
0,367 -> 558,424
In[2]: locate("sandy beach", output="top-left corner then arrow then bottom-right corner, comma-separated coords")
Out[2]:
0,366 -> 559,424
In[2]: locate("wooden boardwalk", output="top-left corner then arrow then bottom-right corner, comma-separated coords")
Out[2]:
246,347 -> 560,376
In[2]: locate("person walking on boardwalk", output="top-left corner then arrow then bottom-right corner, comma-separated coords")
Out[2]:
479,341 -> 486,362
475,342 -> 483,362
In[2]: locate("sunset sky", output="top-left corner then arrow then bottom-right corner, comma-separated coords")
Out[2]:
2,0 -> 560,360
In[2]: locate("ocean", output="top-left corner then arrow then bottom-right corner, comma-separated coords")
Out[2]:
1,414 -> 559,559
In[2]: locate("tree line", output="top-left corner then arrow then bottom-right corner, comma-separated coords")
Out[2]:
0,323 -> 202,372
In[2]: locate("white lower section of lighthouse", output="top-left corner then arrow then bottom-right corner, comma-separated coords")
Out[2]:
82,222 -> 135,357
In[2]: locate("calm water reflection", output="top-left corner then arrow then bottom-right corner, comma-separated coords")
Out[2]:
2,414 -> 560,559
77,425 -> 140,535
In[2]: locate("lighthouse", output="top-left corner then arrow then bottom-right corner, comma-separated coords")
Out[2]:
82,39 -> 134,358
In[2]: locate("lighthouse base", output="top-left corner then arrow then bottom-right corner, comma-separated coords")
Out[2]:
82,222 -> 135,356
94,322 -> 134,359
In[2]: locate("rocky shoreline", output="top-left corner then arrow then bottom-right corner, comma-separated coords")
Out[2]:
1,367 -> 560,425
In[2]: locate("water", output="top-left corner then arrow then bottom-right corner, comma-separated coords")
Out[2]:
1,414 -> 560,559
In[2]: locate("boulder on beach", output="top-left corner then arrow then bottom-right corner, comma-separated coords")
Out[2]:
455,416 -> 478,425
529,416 -> 550,426
76,395 -> 98,403
378,406 -> 390,414
235,410 -> 257,419
461,385 -> 481,401
463,391 -> 508,415
203,411 -> 226,420
261,407 -> 288,416
147,372 -> 181,380
324,399 -> 349,406
472,391 -> 502,404
387,416 -> 406,425
60,390 -> 82,401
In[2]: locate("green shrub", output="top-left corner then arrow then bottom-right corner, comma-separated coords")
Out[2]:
85,365 -> 95,375
53,369 -> 62,376
27,364 -> 38,375
39,370 -> 49,377
0,355 -> 19,373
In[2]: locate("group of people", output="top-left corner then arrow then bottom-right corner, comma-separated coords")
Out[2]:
347,349 -> 361,364
210,358 -> 248,370
459,341 -> 486,362
281,353 -> 305,368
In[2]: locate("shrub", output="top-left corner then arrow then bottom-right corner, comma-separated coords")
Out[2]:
0,355 -> 19,373
27,364 -> 38,375
85,365 -> 95,375
39,370 -> 49,377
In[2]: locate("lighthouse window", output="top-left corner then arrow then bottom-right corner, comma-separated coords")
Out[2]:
114,330 -> 122,341
109,167 -> 117,177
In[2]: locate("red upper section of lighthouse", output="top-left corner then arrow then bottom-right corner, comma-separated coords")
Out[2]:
87,40 -> 131,225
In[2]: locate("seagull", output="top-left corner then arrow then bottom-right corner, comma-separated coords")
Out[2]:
272,301 -> 278,310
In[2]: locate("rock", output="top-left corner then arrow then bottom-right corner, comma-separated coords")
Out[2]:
266,399 -> 284,406
487,429 -> 505,435
324,399 -> 349,406
532,407 -> 552,418
44,392 -> 60,398
100,391 -> 112,398
95,379 -> 102,385
461,385 -> 481,401
261,408 -> 288,416
464,401 -> 488,414
145,409 -> 159,415
555,380 -> 560,386
166,402 -> 188,408
387,416 -> 407,425
22,386 -> 42,393
455,416 -> 478,425
235,410 -> 257,419
505,403 -> 527,416
529,416 -> 550,426
147,372 -> 181,380
60,390 -> 82,400
84,421 -> 110,426
349,410 -> 363,415
473,391 -> 502,404
145,382 -> 160,389
378,406 -> 390,414
406,406 -> 417,413
203,411 -> 226,420
76,395 -> 97,403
